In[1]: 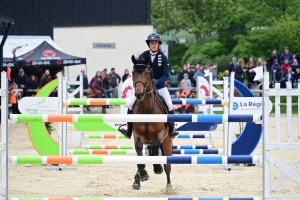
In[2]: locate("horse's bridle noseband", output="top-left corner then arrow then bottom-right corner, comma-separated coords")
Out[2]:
133,64 -> 154,101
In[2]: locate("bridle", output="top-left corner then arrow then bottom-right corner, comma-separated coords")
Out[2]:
133,64 -> 154,101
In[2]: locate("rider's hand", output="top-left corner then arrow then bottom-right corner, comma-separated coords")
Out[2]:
152,79 -> 158,85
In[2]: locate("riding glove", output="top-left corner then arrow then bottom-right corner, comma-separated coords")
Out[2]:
152,79 -> 158,85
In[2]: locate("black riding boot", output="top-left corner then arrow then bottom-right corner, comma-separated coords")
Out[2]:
168,110 -> 179,139
118,109 -> 133,139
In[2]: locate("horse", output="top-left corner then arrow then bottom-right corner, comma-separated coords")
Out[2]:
131,55 -> 173,190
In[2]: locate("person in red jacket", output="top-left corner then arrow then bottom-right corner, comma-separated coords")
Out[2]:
281,59 -> 291,74
89,71 -> 105,98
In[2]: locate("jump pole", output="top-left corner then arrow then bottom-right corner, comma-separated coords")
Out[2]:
10,114 -> 262,123
11,198 -> 262,200
85,144 -> 213,149
85,133 -> 210,139
68,149 -> 223,155
64,98 -> 228,106
9,155 -> 262,165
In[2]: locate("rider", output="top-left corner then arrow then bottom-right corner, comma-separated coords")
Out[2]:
119,32 -> 179,139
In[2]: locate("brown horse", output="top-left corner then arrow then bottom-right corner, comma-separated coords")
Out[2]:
131,55 -> 173,190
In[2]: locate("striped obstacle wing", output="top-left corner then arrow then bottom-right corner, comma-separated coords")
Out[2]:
85,134 -> 209,140
65,98 -> 227,106
69,149 -> 222,155
10,156 -> 262,165
11,198 -> 262,200
10,114 -> 262,123
86,144 -> 212,150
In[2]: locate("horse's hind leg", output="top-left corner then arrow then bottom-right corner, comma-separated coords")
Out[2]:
152,136 -> 163,174
133,138 -> 149,190
162,136 -> 173,189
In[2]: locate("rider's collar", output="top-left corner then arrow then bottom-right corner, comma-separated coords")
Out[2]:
150,50 -> 158,56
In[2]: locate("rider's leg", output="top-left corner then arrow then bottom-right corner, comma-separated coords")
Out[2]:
157,87 -> 179,139
118,95 -> 136,139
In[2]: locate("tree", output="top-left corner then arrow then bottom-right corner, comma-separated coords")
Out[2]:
152,0 -> 233,40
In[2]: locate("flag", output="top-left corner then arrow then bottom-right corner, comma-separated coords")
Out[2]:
7,67 -> 11,81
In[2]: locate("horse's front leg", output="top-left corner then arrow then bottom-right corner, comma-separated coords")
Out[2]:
162,135 -> 173,190
132,137 -> 149,190
152,135 -> 164,174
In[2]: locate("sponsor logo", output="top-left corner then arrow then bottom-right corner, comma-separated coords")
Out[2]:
233,102 -> 239,110
25,60 -> 31,66
42,50 -> 56,58
25,98 -> 52,114
122,86 -> 133,98
3,63 -> 14,67
57,59 -> 62,65
63,60 -> 81,64
32,61 -> 50,65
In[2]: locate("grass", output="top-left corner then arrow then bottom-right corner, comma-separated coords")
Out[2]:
269,96 -> 298,114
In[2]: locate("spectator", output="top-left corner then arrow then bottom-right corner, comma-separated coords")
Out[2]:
281,58 -> 290,74
209,65 -> 217,80
178,65 -> 189,82
122,69 -> 131,83
180,73 -> 191,87
90,71 -> 104,98
271,59 -> 281,73
186,63 -> 193,81
223,70 -> 230,79
246,62 -> 256,89
291,58 -> 299,73
227,57 -> 237,73
173,91 -> 183,113
280,47 -> 293,65
107,68 -> 121,98
256,57 -> 265,67
101,71 -> 111,99
284,66 -> 294,88
26,75 -> 38,96
247,57 -> 256,67
191,64 -> 200,87
193,65 -> 205,80
267,49 -> 278,69
16,69 -> 28,89
10,82 -> 22,114
184,93 -> 195,113
76,69 -> 89,89
167,67 -> 179,88
273,68 -> 285,88
234,59 -> 245,83
39,69 -> 52,89
293,68 -> 300,88
295,49 -> 300,64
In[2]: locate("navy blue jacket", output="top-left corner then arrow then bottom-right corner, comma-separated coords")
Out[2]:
26,81 -> 38,89
227,63 -> 235,74
139,50 -> 169,89
76,75 -> 89,89
280,53 -> 293,65
16,74 -> 28,89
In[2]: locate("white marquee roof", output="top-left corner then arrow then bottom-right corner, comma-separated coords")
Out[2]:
0,35 -> 61,58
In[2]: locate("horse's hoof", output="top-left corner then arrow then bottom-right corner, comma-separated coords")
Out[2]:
166,183 -> 173,191
132,181 -> 141,190
140,172 -> 150,182
153,165 -> 163,174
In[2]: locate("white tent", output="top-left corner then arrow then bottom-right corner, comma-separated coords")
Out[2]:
0,35 -> 61,58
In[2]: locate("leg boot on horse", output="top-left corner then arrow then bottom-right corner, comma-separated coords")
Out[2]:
118,109 -> 133,139
132,138 -> 149,190
168,110 -> 179,139
151,136 -> 163,174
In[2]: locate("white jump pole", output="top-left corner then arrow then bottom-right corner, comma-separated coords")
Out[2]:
0,72 -> 8,200
57,73 -> 64,169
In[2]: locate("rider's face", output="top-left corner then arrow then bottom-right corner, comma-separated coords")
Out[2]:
149,40 -> 159,52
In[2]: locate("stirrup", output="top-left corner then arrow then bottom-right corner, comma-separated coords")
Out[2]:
169,130 -> 179,140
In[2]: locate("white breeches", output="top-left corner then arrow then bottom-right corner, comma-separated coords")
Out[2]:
128,87 -> 173,111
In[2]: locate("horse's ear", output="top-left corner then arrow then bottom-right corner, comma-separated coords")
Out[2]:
131,55 -> 137,64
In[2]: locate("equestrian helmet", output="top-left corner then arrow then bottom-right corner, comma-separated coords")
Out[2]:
146,33 -> 162,45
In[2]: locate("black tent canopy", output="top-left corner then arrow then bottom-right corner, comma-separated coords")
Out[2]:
2,57 -> 14,67
16,41 -> 86,67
